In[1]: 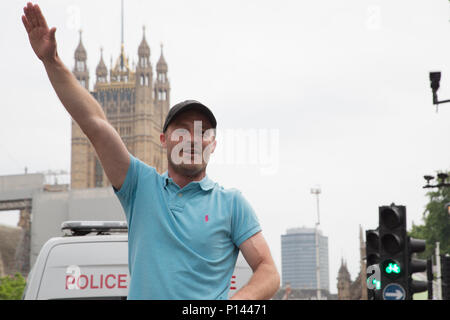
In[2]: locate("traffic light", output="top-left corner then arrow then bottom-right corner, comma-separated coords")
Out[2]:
366,228 -> 380,267
406,237 -> 427,299
365,228 -> 381,299
441,255 -> 450,300
427,258 -> 433,300
379,204 -> 408,300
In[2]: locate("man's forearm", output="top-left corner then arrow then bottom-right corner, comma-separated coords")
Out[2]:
230,263 -> 280,300
42,55 -> 107,136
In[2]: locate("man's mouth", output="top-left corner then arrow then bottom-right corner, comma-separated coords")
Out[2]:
183,149 -> 200,155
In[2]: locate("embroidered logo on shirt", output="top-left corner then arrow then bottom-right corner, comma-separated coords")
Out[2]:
205,214 -> 209,222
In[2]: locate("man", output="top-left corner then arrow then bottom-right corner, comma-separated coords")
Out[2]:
22,2 -> 280,299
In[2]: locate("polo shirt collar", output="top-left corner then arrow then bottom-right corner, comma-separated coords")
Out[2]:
162,171 -> 215,191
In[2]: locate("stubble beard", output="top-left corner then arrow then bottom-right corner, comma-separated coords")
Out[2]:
167,152 -> 207,178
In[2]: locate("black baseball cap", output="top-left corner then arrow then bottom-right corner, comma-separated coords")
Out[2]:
163,100 -> 217,133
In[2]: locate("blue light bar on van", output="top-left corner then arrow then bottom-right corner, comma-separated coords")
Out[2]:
61,221 -> 128,236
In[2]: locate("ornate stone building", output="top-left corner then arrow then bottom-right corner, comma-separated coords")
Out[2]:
336,225 -> 368,300
71,28 -> 170,189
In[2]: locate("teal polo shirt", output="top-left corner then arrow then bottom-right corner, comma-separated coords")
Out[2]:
114,153 -> 261,300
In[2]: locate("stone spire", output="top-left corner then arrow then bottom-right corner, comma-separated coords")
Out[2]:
74,29 -> 87,61
138,26 -> 150,58
155,42 -> 170,104
156,43 -> 168,73
73,29 -> 89,89
96,47 -> 107,82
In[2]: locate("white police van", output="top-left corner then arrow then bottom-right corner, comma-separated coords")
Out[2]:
22,221 -> 252,300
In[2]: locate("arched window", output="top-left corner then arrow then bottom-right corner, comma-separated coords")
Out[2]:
76,61 -> 84,72
157,90 -> 166,101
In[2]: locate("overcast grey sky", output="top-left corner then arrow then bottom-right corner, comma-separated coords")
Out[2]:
2,0 -> 450,294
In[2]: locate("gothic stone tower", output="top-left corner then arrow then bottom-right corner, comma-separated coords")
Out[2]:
336,225 -> 369,300
337,258 -> 351,300
71,28 -> 170,189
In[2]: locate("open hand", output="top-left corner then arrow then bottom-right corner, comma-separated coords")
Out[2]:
22,2 -> 57,63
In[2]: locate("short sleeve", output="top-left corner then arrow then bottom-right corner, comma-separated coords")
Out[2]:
231,190 -> 262,248
113,153 -> 140,225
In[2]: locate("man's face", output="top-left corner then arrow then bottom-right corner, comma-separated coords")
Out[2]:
160,109 -> 216,177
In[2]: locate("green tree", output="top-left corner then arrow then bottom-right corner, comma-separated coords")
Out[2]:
0,273 -> 27,300
409,173 -> 450,259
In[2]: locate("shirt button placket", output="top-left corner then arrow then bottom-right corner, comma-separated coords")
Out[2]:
173,191 -> 185,212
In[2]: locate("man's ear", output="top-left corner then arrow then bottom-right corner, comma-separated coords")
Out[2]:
160,132 -> 167,148
203,139 -> 217,164
210,139 -> 217,154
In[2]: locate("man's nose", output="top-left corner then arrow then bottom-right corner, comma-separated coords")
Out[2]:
185,130 -> 203,143
181,133 -> 202,149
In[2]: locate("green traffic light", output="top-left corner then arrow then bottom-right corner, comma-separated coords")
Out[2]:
382,259 -> 402,279
385,262 -> 401,274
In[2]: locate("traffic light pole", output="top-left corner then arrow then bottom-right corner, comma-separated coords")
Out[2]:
436,242 -> 442,300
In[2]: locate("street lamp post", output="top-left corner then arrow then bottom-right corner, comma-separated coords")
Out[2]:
311,187 -> 321,300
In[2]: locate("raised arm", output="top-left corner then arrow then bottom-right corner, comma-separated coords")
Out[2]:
22,2 -> 130,190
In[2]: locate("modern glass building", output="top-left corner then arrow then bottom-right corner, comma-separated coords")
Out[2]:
281,227 -> 329,291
